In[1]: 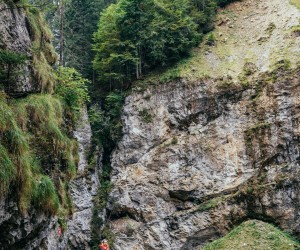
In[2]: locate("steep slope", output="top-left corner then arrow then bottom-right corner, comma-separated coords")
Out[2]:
106,0 -> 300,249
136,0 -> 300,86
0,2 -> 98,249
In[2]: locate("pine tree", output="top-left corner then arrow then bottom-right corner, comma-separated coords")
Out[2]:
63,0 -> 116,79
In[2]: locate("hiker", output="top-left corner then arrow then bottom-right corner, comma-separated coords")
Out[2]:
58,227 -> 62,237
99,239 -> 110,250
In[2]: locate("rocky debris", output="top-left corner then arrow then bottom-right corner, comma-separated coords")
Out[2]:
187,0 -> 300,80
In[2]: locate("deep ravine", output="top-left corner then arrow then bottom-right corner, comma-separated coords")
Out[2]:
1,0 -> 300,249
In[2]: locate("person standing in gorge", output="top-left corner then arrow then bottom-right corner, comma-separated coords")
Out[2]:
99,239 -> 110,250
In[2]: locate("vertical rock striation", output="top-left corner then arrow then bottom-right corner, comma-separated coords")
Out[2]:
42,108 -> 101,250
62,108 -> 100,249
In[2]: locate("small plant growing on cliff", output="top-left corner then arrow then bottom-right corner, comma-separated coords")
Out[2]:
266,22 -> 276,36
206,32 -> 216,46
274,59 -> 291,71
171,137 -> 178,145
139,108 -> 153,123
243,62 -> 257,76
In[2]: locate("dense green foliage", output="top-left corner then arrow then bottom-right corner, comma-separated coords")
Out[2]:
56,67 -> 90,120
93,0 -> 235,91
62,0 -> 116,78
93,0 -> 198,90
89,92 -> 124,149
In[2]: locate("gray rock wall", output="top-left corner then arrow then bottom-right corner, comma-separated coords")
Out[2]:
0,3 -> 38,95
0,108 -> 100,250
43,108 -> 101,250
62,108 -> 101,249
108,68 -> 300,249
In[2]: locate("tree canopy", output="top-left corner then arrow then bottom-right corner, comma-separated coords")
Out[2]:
93,0 -> 229,91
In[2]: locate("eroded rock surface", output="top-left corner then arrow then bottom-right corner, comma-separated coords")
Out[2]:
108,0 -> 300,248
62,108 -> 100,250
0,108 -> 100,250
0,3 -> 37,95
109,67 -> 300,250
44,108 -> 101,250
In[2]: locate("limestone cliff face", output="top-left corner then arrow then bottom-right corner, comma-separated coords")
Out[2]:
0,2 -> 37,95
0,2 -> 57,95
109,69 -> 300,249
43,109 -> 101,250
0,4 -> 98,249
0,107 -> 99,250
62,108 -> 101,250
108,0 -> 300,249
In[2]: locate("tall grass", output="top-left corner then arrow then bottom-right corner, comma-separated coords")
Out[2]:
0,6 -> 79,219
0,93 -> 79,216
0,144 -> 16,194
26,8 -> 57,93
33,175 -> 60,215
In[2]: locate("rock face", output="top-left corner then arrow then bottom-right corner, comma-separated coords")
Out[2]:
41,108 -> 101,250
0,197 -> 57,250
109,67 -> 300,250
0,3 -> 40,95
108,0 -> 300,249
61,108 -> 101,250
0,108 -> 100,250
0,3 -> 99,249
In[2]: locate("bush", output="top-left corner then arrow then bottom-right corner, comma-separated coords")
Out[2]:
0,49 -> 28,87
56,67 -> 90,121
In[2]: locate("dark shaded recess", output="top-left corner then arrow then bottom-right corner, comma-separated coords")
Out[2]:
181,228 -> 221,250
169,190 -> 197,202
168,88 -> 243,131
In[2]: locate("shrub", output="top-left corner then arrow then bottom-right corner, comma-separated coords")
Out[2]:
56,67 -> 90,121
0,49 -> 28,88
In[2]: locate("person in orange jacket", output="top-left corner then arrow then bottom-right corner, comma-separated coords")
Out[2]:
99,239 -> 110,250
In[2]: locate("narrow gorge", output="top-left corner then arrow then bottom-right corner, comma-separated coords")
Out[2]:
1,0 -> 300,249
